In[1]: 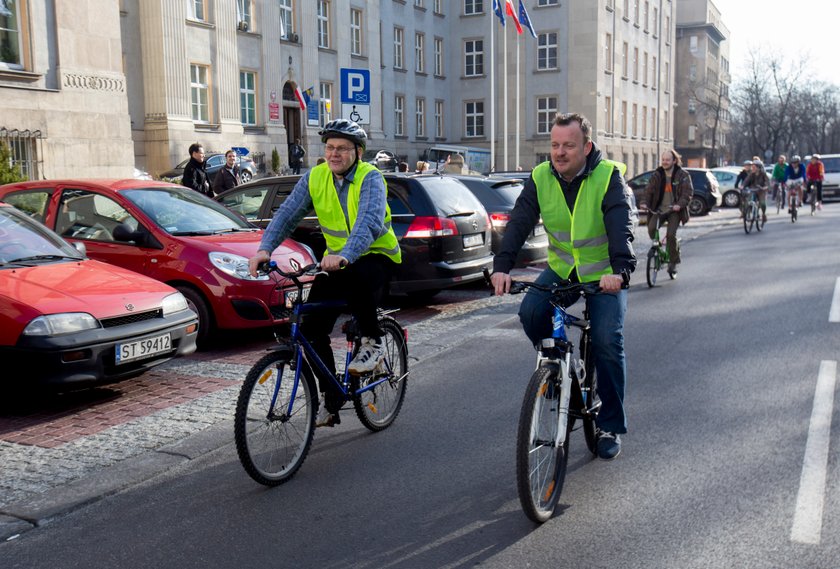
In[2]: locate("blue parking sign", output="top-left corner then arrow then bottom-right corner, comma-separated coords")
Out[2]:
340,68 -> 370,104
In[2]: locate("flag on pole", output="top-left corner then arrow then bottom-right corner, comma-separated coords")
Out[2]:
505,0 -> 523,34
294,86 -> 307,110
302,87 -> 314,105
492,0 -> 505,27
518,0 -> 537,39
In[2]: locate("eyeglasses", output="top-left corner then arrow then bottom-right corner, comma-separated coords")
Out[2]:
325,144 -> 356,155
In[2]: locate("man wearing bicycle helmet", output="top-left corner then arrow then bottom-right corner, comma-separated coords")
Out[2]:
248,119 -> 401,427
490,113 -> 636,460
784,155 -> 806,211
806,154 -> 825,209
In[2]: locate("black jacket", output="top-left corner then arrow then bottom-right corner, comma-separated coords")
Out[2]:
212,165 -> 241,194
493,142 -> 636,278
182,157 -> 211,196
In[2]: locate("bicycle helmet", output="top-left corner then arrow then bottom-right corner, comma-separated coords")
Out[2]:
319,119 -> 367,151
792,155 -> 801,162
813,153 -> 821,159
752,159 -> 763,165
743,160 -> 752,166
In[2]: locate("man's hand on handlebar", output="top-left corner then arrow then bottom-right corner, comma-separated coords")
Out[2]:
490,271 -> 511,296
248,250 -> 271,277
321,254 -> 348,272
599,274 -> 624,293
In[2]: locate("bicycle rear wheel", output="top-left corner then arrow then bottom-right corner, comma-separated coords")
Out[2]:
516,363 -> 571,523
234,349 -> 316,486
646,247 -> 660,288
352,317 -> 408,431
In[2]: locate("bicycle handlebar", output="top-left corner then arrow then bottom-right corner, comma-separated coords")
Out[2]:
257,260 -> 324,279
482,268 -> 629,297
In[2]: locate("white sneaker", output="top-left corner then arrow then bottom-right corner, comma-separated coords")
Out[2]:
348,336 -> 385,375
316,395 -> 336,428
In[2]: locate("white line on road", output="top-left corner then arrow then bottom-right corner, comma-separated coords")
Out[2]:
790,360 -> 837,545
830,277 -> 840,322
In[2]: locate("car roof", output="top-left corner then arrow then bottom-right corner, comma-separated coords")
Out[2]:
1,179 -> 180,191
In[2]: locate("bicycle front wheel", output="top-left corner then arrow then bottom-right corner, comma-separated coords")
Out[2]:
646,248 -> 660,288
516,364 -> 571,523
234,350 -> 316,486
743,204 -> 754,234
352,317 -> 408,431
580,333 -> 601,456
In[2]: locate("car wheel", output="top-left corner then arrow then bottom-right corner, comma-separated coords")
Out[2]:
723,190 -> 740,208
688,196 -> 707,216
240,170 -> 253,183
176,285 -> 213,348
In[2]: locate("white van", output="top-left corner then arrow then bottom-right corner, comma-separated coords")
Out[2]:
805,154 -> 840,200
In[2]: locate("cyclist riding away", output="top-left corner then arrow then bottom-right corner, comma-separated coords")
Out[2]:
806,154 -> 825,210
639,149 -> 693,277
785,155 -> 806,212
770,155 -> 787,206
490,112 -> 636,460
742,159 -> 769,223
248,119 -> 401,427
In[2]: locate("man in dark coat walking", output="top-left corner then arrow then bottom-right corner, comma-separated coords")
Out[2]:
182,143 -> 211,196
212,150 -> 242,194
289,138 -> 305,175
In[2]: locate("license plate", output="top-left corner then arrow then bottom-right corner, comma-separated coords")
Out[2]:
116,333 -> 172,364
533,225 -> 546,236
285,285 -> 312,307
462,233 -> 484,248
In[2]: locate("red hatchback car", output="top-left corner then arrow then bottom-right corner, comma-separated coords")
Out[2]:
0,180 -> 316,345
0,202 -> 198,388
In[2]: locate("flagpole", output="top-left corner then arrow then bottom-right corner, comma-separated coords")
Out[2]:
490,10 -> 495,173
503,23 -> 508,171
515,33 -> 520,171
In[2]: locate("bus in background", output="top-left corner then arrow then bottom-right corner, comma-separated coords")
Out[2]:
422,145 -> 491,175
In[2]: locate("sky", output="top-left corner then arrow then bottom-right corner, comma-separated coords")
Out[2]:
712,0 -> 840,87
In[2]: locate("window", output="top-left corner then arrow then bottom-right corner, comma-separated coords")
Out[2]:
434,0 -> 443,13
644,1 -> 649,31
604,33 -> 613,72
394,27 -> 404,69
279,0 -> 293,38
538,0 -> 558,5
465,0 -> 483,15
236,0 -> 252,30
642,51 -> 648,85
465,101 -> 484,137
622,42 -> 628,78
632,103 -> 638,137
688,124 -> 696,142
641,105 -> 647,138
317,1 -> 330,48
689,63 -> 696,81
350,8 -> 362,56
416,98 -> 426,137
56,191 -> 139,244
240,71 -> 256,125
435,100 -> 444,138
604,96 -> 613,133
651,55 -> 657,88
650,107 -> 655,139
652,7 -> 658,36
190,0 -> 206,21
434,37 -> 444,76
633,47 -> 638,81
319,82 -> 332,126
664,61 -> 670,91
414,0 -> 424,6
623,0 -> 629,18
465,39 -> 483,76
688,98 -> 696,114
538,33 -> 558,70
415,32 -> 425,73
689,35 -> 698,53
633,0 -> 639,24
620,100 -> 627,135
664,109 -> 670,137
395,95 -> 405,136
0,0 -> 23,69
0,131 -> 38,180
190,64 -> 210,122
665,15 -> 670,43
537,96 -> 557,135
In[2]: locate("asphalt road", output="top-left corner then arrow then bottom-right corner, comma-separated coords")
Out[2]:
2,206 -> 839,567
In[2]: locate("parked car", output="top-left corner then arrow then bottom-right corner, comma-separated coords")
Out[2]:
133,167 -> 153,181
626,167 -> 722,216
362,149 -> 399,172
159,153 -> 257,185
482,170 -> 532,183
0,201 -> 198,389
214,173 -> 495,298
710,166 -> 744,208
0,180 -> 317,345
445,174 -> 547,266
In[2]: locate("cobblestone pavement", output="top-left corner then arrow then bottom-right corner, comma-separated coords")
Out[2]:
0,207 -> 741,538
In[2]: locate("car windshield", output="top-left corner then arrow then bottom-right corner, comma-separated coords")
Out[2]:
419,177 -> 487,216
175,158 -> 190,169
0,206 -> 83,266
123,187 -> 256,235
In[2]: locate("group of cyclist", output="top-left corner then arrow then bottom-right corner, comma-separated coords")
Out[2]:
740,154 -> 825,216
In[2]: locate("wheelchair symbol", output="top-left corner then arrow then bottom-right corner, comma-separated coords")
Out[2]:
349,107 -> 362,122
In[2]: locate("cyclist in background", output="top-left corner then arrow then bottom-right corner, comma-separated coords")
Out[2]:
742,159 -> 769,223
785,155 -> 806,212
770,155 -> 787,206
734,160 -> 752,190
806,154 -> 825,210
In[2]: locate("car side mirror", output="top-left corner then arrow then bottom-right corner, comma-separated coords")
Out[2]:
113,223 -> 145,244
72,241 -> 87,257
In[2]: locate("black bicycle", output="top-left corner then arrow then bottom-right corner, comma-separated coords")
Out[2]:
234,262 -> 409,486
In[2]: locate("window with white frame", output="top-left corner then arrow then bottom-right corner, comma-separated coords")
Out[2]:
434,37 -> 443,76
465,0 -> 483,14
239,71 -> 256,125
434,0 -> 443,13
395,95 -> 405,136
538,33 -> 557,70
319,82 -> 332,126
604,96 -> 613,132
538,0 -> 558,5
236,0 -> 252,30
537,96 -> 557,135
190,64 -> 210,122
414,0 -> 423,7
189,0 -> 206,21
394,27 -> 404,69
465,39 -> 483,76
0,0 -> 24,69
415,32 -> 425,73
416,98 -> 426,137
465,101 -> 484,137
317,1 -> 330,48
279,0 -> 292,38
350,8 -> 362,56
688,124 -> 696,142
435,100 -> 444,138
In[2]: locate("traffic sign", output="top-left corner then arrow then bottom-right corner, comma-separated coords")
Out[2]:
341,103 -> 370,125
340,68 -> 370,104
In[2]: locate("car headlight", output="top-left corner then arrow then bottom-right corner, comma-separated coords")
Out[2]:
209,251 -> 268,281
22,313 -> 100,336
161,292 -> 190,316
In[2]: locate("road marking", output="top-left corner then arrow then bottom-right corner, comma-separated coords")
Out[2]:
830,277 -> 840,322
790,360 -> 837,545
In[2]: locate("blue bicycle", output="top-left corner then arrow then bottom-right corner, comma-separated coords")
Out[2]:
234,262 -> 409,486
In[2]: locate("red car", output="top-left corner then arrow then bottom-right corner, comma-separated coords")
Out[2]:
0,180 -> 316,345
0,202 -> 198,388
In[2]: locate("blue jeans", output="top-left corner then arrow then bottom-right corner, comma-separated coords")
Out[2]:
518,267 -> 628,434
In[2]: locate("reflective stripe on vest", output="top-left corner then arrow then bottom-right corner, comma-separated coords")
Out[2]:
308,162 -> 402,262
534,159 -> 625,283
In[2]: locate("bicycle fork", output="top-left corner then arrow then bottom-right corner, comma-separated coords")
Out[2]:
536,339 -> 573,448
